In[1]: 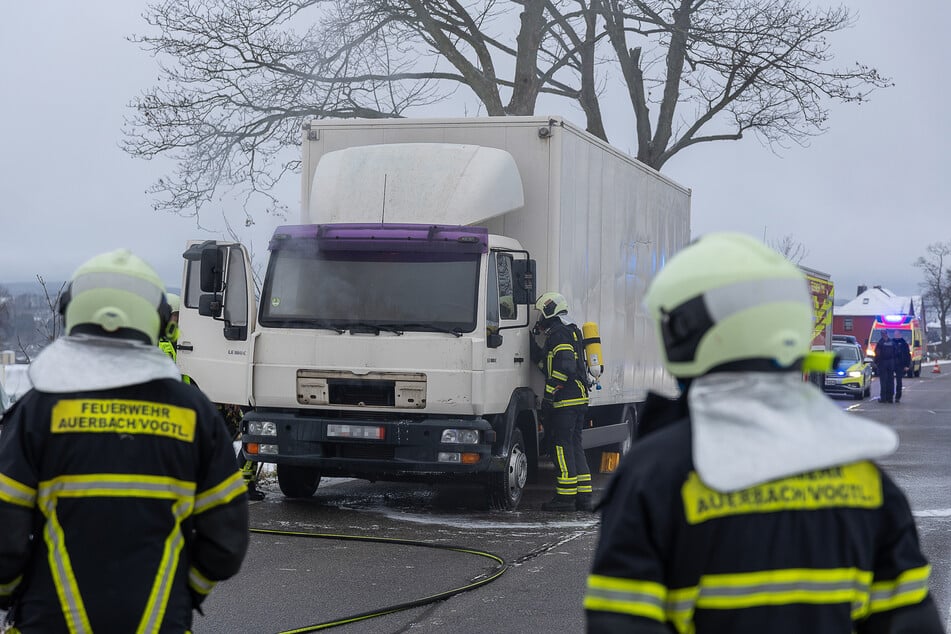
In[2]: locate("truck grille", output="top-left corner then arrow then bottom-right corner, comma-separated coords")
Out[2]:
297,369 -> 427,408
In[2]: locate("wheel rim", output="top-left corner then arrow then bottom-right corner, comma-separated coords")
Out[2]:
507,443 -> 528,497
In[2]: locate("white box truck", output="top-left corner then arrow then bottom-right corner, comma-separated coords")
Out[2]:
177,116 -> 690,509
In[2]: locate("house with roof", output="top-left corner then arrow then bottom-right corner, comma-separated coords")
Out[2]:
832,285 -> 925,349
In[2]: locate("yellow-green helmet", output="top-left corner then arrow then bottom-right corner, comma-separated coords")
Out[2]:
644,232 -> 813,378
60,249 -> 170,346
535,291 -> 568,319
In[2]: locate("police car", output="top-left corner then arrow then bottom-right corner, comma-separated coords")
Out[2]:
821,342 -> 873,400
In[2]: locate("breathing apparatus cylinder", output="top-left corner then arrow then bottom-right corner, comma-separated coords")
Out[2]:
582,322 -> 603,389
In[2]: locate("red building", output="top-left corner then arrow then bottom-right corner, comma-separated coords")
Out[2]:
833,285 -> 924,352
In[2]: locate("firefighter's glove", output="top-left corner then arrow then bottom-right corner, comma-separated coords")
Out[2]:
531,322 -> 542,336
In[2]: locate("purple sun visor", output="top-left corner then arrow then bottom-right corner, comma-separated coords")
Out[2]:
269,223 -> 488,254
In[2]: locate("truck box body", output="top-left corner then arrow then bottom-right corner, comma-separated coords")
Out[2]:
178,116 -> 690,509
299,117 -> 689,406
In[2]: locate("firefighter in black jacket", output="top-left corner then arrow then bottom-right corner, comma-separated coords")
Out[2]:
0,249 -> 249,633
530,291 -> 592,512
875,330 -> 899,403
585,233 -> 942,633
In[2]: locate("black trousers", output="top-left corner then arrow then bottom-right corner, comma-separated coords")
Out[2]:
879,362 -> 895,401
895,367 -> 904,401
548,406 -> 591,497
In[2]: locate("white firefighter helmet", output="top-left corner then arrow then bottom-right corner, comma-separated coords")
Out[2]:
644,232 -> 813,378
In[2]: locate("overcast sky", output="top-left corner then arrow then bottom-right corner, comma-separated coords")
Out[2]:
1,1 -> 948,303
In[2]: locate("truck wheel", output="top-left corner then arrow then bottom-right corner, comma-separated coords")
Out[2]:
277,465 -> 321,498
615,407 -> 637,456
487,428 -> 528,511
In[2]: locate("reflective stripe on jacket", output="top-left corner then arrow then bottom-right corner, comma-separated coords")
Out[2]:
533,322 -> 589,408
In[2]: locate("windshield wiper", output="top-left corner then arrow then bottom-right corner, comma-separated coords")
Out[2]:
388,323 -> 465,338
267,319 -> 345,333
346,322 -> 404,335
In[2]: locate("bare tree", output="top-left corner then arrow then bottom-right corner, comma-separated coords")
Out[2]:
914,242 -> 951,358
769,233 -> 808,264
17,276 -> 68,362
123,0 -> 890,224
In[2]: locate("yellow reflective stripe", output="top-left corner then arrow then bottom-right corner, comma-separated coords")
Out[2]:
545,385 -> 557,394
584,574 -> 668,622
0,473 -> 36,508
553,397 -> 588,408
138,498 -> 191,634
696,567 -> 873,610
551,370 -> 569,381
194,471 -> 246,515
35,473 -> 197,633
188,566 -> 217,597
552,344 -> 575,355
38,474 -> 196,504
587,569 -> 880,631
0,574 -> 22,597
667,586 -> 700,634
555,446 -> 568,480
868,565 -> 931,614
41,504 -> 93,634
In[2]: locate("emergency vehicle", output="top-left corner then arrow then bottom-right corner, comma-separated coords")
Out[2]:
866,315 -> 924,377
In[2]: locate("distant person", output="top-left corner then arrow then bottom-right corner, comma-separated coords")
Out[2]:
158,292 -> 194,385
530,291 -> 593,512
875,329 -> 898,403
585,233 -> 942,633
0,249 -> 249,632
893,333 -> 912,403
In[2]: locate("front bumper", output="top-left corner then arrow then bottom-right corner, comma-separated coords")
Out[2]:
240,409 -> 502,480
822,375 -> 864,397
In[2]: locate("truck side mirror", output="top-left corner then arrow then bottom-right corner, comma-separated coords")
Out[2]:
487,332 -> 503,349
512,259 -> 536,305
200,246 -> 225,293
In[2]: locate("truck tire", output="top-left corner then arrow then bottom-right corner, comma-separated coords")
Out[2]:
487,428 -> 528,511
277,465 -> 321,498
614,406 -> 637,456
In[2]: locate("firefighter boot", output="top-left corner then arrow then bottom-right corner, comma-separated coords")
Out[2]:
542,495 -> 577,512
575,492 -> 595,512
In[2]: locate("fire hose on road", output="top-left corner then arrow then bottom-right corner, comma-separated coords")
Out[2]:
248,526 -> 508,633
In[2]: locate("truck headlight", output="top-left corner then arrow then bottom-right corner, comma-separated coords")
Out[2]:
247,421 -> 277,436
441,429 -> 480,444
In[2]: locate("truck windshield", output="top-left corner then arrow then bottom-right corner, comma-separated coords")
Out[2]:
259,247 -> 480,333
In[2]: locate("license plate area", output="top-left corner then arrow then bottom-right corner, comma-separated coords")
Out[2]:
297,370 -> 427,408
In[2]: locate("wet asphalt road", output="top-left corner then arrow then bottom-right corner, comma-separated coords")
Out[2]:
193,364 -> 951,634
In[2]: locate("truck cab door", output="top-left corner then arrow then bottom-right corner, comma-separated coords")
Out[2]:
177,241 -> 256,406
485,250 -> 532,411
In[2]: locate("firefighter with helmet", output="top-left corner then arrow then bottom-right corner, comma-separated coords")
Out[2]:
0,249 -> 249,632
585,232 -> 942,633
530,291 -> 593,512
158,292 -> 182,361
